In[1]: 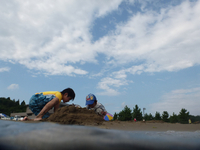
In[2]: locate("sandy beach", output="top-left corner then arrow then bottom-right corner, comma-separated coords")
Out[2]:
21,120 -> 200,132
97,121 -> 200,131
2,103 -> 200,150
19,106 -> 200,132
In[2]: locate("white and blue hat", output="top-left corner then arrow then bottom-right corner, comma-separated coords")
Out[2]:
86,93 -> 96,105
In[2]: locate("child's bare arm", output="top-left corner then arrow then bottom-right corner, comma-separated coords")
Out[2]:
54,102 -> 60,112
35,97 -> 59,121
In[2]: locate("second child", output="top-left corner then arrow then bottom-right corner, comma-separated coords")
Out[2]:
85,93 -> 107,116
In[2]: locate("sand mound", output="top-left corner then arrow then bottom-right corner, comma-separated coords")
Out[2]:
43,105 -> 104,126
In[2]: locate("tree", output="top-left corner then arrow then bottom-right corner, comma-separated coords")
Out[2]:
148,113 -> 154,120
113,112 -> 118,120
154,111 -> 161,120
118,105 -> 132,121
21,100 -> 26,106
15,99 -> 20,106
132,105 -> 143,121
162,111 -> 169,122
178,108 -> 189,124
0,97 -> 27,116
189,115 -> 200,123
143,113 -> 149,121
144,113 -> 154,121
169,112 -> 178,123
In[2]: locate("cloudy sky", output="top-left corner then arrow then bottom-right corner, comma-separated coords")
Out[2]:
0,0 -> 200,116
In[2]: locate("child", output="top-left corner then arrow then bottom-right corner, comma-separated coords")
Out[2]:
23,88 -> 75,121
85,93 -> 107,116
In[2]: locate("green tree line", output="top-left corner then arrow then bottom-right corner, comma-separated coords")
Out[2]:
113,105 -> 200,124
0,97 -> 26,116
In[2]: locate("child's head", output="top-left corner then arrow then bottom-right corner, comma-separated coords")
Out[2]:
61,88 -> 75,101
85,93 -> 97,108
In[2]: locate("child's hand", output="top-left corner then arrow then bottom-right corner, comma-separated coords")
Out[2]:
33,118 -> 42,121
22,117 -> 34,121
22,116 -> 28,121
101,111 -> 107,116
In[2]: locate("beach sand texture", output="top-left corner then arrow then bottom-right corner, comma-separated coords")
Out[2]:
40,105 -> 200,131
99,121 -> 200,131
43,105 -> 104,126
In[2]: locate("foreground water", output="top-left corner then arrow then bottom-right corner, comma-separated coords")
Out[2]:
0,120 -> 200,150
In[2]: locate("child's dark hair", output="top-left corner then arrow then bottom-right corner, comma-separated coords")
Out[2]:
61,88 -> 75,100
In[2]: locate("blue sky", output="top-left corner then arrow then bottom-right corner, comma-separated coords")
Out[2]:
0,0 -> 200,116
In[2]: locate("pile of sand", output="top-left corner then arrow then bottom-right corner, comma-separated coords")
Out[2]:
43,105 -> 104,126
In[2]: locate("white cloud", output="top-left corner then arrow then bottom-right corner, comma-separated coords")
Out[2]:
93,1 -> 200,95
0,0 -> 123,76
0,67 -> 10,72
20,60 -> 88,76
150,87 -> 200,116
7,84 -> 19,90
1,0 -> 200,96
112,70 -> 127,79
95,0 -> 200,74
97,77 -> 129,96
1,0 -> 200,77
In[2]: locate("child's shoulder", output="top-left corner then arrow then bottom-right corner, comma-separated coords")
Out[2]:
95,102 -> 106,110
42,91 -> 60,94
96,102 -> 104,107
